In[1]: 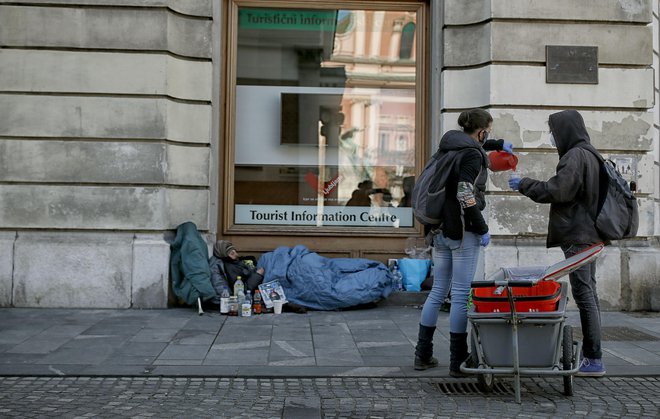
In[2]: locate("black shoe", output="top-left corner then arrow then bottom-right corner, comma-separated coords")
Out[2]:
449,332 -> 469,377
414,324 -> 437,370
414,355 -> 439,370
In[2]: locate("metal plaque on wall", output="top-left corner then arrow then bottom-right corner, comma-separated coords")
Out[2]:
546,45 -> 598,84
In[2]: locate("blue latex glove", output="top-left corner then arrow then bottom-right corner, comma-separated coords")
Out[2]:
503,142 -> 514,154
509,176 -> 522,191
480,232 -> 490,247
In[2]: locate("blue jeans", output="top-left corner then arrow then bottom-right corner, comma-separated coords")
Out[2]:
562,243 -> 602,359
420,231 -> 480,333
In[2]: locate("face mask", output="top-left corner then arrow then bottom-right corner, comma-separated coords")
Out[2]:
549,133 -> 556,147
480,130 -> 490,143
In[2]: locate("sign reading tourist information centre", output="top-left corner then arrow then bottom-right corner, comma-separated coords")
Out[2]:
235,205 -> 413,227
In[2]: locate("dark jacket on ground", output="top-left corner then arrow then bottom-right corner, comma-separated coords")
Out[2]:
169,222 -> 216,305
435,130 -> 504,240
517,110 -> 601,247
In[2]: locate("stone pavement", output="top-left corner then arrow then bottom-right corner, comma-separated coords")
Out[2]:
0,304 -> 659,378
1,375 -> 659,418
1,303 -> 660,417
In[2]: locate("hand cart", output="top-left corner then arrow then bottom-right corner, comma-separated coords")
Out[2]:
460,243 -> 605,403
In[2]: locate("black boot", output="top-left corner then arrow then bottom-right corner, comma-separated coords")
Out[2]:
414,324 -> 439,370
449,332 -> 470,377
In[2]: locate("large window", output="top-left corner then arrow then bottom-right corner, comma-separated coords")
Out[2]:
225,1 -> 425,231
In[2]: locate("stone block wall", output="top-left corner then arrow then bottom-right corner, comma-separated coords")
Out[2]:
1,0 -> 658,310
0,0 -> 214,308
443,0 -> 660,310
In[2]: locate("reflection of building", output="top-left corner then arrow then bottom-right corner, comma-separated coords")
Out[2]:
327,10 -> 417,205
0,1 -> 658,310
233,8 -> 417,210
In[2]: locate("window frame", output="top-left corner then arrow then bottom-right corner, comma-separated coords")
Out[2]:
221,0 -> 429,237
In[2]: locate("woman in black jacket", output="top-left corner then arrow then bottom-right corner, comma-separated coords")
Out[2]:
414,109 -> 512,376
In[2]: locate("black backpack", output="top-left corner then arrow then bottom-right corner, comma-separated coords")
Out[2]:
584,147 -> 639,240
411,149 -> 463,226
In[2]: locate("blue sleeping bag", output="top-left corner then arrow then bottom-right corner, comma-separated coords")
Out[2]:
256,245 -> 394,310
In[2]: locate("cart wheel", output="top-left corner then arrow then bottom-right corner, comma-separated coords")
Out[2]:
471,335 -> 494,392
562,324 -> 574,396
477,371 -> 495,393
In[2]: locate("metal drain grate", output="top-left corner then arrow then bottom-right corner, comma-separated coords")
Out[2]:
433,380 -> 515,395
575,326 -> 659,342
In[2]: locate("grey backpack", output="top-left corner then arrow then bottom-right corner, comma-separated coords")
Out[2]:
584,147 -> 639,240
411,149 -> 463,226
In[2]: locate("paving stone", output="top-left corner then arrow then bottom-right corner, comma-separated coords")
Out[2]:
315,347 -> 364,366
38,345 -> 117,365
212,340 -> 270,351
269,340 -> 314,361
156,344 -> 209,360
171,330 -> 217,345
352,328 -> 409,342
204,349 -> 269,365
272,325 -> 312,341
130,328 -> 180,343
5,337 -> 70,354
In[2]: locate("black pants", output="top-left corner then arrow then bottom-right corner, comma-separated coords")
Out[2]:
561,243 -> 602,359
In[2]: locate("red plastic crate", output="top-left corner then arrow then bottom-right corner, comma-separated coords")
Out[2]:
472,281 -> 561,313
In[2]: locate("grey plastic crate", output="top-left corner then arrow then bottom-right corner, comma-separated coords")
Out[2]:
469,282 -> 568,368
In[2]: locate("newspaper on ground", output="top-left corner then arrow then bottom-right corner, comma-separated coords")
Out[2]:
258,280 -> 287,308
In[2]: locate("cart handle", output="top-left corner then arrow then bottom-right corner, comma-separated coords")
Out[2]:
471,280 -> 535,288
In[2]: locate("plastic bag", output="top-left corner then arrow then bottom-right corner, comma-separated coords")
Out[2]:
397,258 -> 431,292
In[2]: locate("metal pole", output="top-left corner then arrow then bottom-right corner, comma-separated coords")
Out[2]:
507,286 -> 521,403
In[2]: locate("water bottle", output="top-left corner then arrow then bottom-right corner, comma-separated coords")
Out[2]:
392,265 -> 403,291
234,276 -> 245,310
220,288 -> 230,314
233,276 -> 245,298
241,290 -> 252,317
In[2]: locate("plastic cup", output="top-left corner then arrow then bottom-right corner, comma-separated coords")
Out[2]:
273,300 -> 283,314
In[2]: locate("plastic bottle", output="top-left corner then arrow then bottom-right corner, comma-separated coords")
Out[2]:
220,288 -> 230,314
392,265 -> 403,291
234,276 -> 245,304
241,290 -> 252,317
228,296 -> 238,316
253,290 -> 262,314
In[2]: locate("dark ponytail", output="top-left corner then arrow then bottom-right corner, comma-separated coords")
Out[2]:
457,109 -> 493,134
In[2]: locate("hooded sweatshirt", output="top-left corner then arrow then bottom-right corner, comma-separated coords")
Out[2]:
434,130 -> 499,240
518,110 -> 602,247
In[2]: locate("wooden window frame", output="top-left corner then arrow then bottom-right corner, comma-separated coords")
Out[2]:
220,0 -> 429,238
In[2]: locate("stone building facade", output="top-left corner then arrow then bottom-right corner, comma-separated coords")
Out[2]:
0,0 -> 658,310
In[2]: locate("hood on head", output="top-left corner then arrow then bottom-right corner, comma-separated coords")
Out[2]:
213,240 -> 236,259
548,110 -> 591,157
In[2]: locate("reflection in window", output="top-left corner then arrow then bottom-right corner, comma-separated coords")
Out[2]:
379,132 -> 390,152
399,22 -> 415,59
397,134 -> 407,151
232,7 -> 418,228
336,10 -> 354,35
